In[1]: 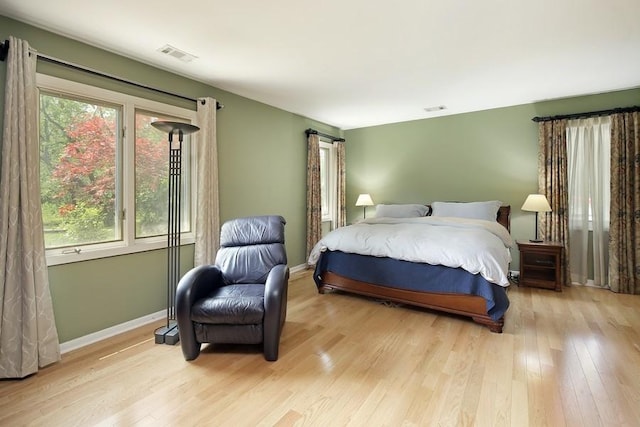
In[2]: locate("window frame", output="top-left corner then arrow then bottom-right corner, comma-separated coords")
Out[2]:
37,74 -> 198,266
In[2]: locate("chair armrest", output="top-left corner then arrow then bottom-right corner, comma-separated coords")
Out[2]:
176,265 -> 224,360
176,265 -> 224,307
263,264 -> 289,361
264,264 -> 288,314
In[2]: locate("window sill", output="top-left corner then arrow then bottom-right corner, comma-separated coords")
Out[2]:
46,236 -> 195,266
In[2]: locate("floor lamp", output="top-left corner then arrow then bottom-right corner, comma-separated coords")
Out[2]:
151,121 -> 200,345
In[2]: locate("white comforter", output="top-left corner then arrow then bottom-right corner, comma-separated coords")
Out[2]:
308,216 -> 515,287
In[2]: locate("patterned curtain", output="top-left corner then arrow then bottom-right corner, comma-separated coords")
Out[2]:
194,97 -> 220,266
609,112 -> 640,294
306,133 -> 321,262
0,36 -> 60,378
335,140 -> 346,228
538,119 -> 571,286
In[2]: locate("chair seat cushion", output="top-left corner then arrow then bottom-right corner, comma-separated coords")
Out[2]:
191,284 -> 265,325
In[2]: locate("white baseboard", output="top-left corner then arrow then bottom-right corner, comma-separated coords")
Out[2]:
59,310 -> 166,354
290,263 -> 308,274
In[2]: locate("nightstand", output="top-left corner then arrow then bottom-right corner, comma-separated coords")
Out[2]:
516,240 -> 563,292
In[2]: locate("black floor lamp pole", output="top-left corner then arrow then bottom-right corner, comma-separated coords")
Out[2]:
151,121 -> 199,345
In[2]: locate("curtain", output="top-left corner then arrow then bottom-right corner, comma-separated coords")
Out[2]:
566,117 -> 611,287
609,111 -> 640,294
193,97 -> 220,266
0,36 -> 60,378
538,119 -> 571,286
306,133 -> 321,261
335,140 -> 346,228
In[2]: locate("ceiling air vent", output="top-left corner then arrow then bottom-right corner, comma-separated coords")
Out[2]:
157,44 -> 197,63
424,105 -> 447,112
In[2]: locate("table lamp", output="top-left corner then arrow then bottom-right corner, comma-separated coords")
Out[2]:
355,194 -> 374,218
521,194 -> 551,243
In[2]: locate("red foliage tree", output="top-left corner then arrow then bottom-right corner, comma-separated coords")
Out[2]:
53,113 -> 168,229
54,115 -> 116,219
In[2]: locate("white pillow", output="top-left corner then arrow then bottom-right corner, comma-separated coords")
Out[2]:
375,204 -> 429,218
431,200 -> 502,221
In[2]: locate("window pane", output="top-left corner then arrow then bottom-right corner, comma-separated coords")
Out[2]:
320,147 -> 329,216
40,93 -> 121,248
135,111 -> 192,238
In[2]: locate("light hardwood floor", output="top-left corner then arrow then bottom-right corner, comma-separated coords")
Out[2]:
1,271 -> 639,426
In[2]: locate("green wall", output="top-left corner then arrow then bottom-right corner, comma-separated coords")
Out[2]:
345,88 -> 640,267
0,16 -> 340,342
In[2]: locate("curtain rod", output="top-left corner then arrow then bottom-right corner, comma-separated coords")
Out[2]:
532,105 -> 640,122
0,39 -> 223,110
305,128 -> 345,142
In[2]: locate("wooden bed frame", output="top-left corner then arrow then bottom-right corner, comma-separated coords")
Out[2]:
316,205 -> 511,333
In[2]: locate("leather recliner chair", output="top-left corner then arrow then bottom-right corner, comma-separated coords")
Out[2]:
176,215 -> 289,361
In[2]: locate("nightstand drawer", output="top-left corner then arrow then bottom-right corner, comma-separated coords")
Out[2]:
522,253 -> 556,267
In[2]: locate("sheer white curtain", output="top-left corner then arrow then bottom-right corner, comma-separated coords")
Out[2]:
193,97 -> 220,266
0,36 -> 60,378
566,116 -> 611,287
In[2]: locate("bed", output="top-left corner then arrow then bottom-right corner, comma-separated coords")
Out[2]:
308,201 -> 513,333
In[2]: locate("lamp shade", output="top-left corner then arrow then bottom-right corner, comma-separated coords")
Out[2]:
355,194 -> 374,207
521,194 -> 551,213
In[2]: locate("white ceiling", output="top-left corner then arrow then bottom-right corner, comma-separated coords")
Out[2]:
2,0 -> 639,130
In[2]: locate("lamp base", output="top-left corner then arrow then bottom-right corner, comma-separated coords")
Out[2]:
529,239 -> 543,243
154,321 -> 180,345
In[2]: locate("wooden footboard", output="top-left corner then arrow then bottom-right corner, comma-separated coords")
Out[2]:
318,271 -> 504,333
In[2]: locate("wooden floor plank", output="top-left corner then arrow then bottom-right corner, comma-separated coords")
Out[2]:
1,271 -> 639,426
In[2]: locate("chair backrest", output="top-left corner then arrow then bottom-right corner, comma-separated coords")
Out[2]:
215,215 -> 287,284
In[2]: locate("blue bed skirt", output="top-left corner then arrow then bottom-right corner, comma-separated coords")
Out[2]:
313,251 -> 509,321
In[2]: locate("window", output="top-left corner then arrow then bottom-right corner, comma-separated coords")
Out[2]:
39,92 -> 122,248
37,75 -> 196,265
134,110 -> 192,238
319,141 -> 337,227
567,117 -> 611,231
566,116 -> 611,286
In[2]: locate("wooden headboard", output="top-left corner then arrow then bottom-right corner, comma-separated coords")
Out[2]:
426,204 -> 511,232
497,205 -> 511,231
